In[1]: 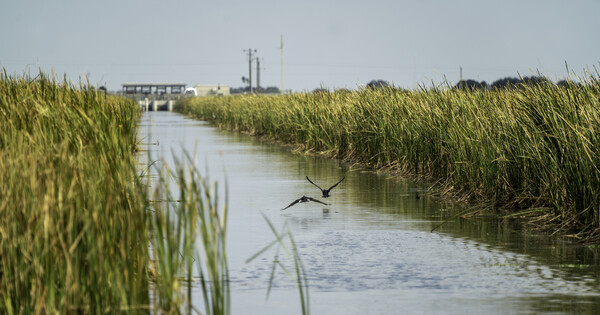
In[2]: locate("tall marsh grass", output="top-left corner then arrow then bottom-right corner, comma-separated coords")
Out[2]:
0,72 -> 231,314
176,73 -> 600,239
148,152 -> 230,315
0,72 -> 149,314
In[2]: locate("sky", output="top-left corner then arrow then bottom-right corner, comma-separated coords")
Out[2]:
1,0 -> 599,92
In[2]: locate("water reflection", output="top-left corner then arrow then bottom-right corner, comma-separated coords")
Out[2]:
139,112 -> 600,315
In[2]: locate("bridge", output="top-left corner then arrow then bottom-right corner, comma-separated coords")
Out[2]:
121,83 -> 186,111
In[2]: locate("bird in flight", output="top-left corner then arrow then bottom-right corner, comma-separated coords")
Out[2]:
306,176 -> 345,198
281,195 -> 329,210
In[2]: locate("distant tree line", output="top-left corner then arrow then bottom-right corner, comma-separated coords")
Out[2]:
231,86 -> 281,94
311,80 -> 394,93
454,76 -> 580,91
231,77 -> 581,95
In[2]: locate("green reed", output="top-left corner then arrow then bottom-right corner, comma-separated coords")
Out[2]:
247,214 -> 310,315
148,151 -> 230,315
176,73 -> 600,239
0,72 -> 232,314
0,72 -> 148,314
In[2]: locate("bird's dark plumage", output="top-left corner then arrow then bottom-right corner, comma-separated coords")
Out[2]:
281,195 -> 329,210
306,176 -> 345,198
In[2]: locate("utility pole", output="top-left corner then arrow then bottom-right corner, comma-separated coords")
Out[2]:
244,48 -> 256,93
280,35 -> 284,94
460,66 -> 463,82
256,57 -> 266,94
256,57 -> 262,94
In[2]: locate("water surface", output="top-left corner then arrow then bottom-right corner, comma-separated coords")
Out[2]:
139,111 -> 600,315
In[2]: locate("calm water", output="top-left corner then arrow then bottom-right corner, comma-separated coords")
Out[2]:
139,111 -> 600,315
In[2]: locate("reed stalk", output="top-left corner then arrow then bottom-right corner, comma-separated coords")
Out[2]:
247,215 -> 310,315
147,151 -> 230,315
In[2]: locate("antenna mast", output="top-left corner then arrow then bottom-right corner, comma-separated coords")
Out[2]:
280,35 -> 284,94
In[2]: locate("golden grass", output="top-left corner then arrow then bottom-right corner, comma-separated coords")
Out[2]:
176,75 -> 600,240
0,72 -> 231,314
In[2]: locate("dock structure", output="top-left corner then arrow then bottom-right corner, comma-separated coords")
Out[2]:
121,83 -> 186,111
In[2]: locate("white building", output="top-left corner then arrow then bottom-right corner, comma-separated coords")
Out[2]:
189,85 -> 230,97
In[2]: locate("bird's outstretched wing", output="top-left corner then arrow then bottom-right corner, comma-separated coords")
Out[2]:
327,176 -> 345,191
306,197 -> 329,206
282,198 -> 301,210
306,176 -> 323,191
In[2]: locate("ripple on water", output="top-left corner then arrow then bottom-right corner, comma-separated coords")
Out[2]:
232,229 -> 600,298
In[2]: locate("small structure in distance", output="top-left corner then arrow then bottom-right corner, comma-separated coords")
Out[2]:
185,84 -> 231,97
122,83 -> 186,98
121,82 -> 186,111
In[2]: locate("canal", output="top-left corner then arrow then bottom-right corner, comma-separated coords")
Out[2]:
139,111 -> 600,315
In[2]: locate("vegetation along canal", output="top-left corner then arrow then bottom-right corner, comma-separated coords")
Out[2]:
140,111 -> 600,315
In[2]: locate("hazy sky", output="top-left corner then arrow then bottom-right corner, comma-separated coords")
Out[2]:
1,0 -> 599,91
